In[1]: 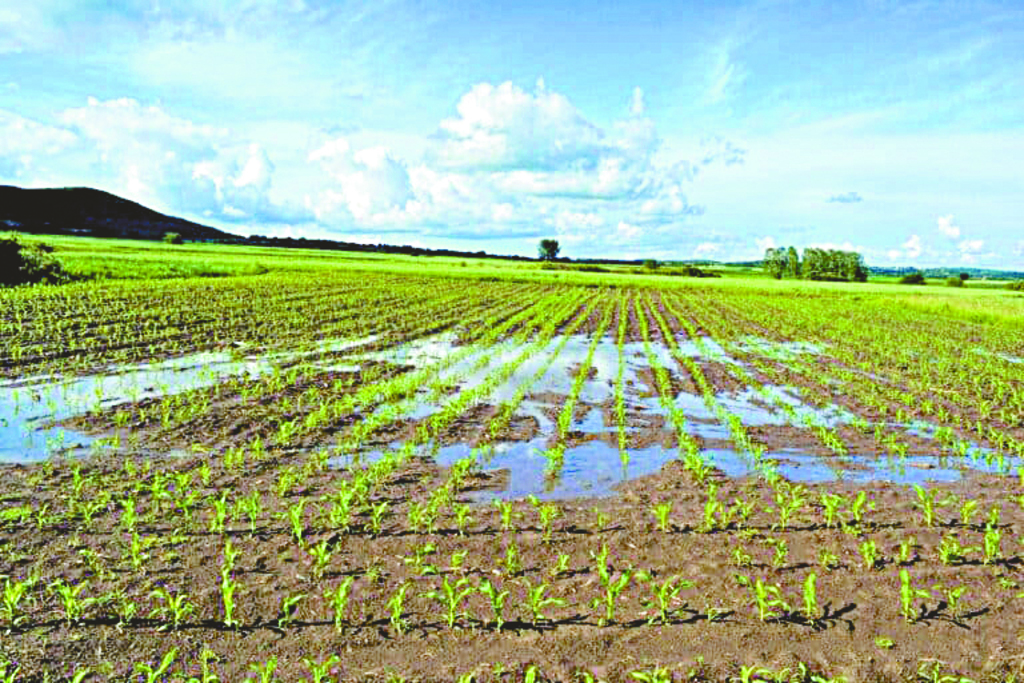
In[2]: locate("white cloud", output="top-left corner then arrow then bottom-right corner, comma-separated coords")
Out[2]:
903,234 -> 923,259
0,110 -> 76,178
57,97 -> 300,223
693,242 -> 720,258
957,238 -> 985,263
616,221 -> 642,241
629,86 -> 645,116
937,214 -> 961,238
755,236 -> 777,252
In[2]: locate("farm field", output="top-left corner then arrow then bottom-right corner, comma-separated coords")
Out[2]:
2,240 -> 1024,682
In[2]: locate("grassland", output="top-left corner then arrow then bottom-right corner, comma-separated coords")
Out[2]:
1,236 -> 1023,682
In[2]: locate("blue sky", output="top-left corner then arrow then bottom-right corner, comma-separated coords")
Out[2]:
1,1 -> 1022,266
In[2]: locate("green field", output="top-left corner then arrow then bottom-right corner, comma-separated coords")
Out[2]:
2,236 -> 1024,682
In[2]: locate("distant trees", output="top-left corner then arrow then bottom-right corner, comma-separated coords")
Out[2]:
763,246 -> 868,282
538,239 -> 561,261
899,271 -> 926,285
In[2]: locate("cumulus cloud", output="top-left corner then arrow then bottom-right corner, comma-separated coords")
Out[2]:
57,97 -> 300,223
957,238 -> 985,263
693,242 -> 720,258
755,236 -> 777,252
700,135 -> 746,167
903,234 -> 923,259
0,110 -> 77,178
827,191 -> 863,204
937,214 -> 961,238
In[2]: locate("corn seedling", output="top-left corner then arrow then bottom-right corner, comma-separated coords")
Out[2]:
630,666 -> 673,683
149,585 -> 195,631
277,592 -> 305,628
308,539 -> 333,579
387,582 -> 411,634
302,655 -> 340,683
913,485 -> 953,528
521,578 -> 565,625
249,656 -> 279,683
765,538 -> 788,570
983,524 -> 1002,564
801,572 -> 820,624
209,493 -> 228,534
1,575 -> 35,628
324,576 -> 355,632
916,661 -> 976,683
899,569 -> 932,622
236,491 -> 263,535
286,500 -> 307,547
538,503 -> 559,543
452,503 -> 472,536
898,536 -> 918,565
403,542 -> 439,576
220,573 -> 241,629
422,575 -> 475,628
477,579 -> 510,631
736,575 -> 791,622
936,533 -> 979,566
135,649 -> 177,683
771,483 -> 806,531
495,500 -> 516,532
820,493 -> 843,529
932,583 -> 967,623
818,548 -> 840,572
639,573 -> 694,625
958,498 -> 979,527
49,579 -> 95,625
859,539 -> 881,570
732,545 -> 754,568
550,553 -> 570,577
502,541 -> 522,577
370,501 -> 389,536
651,502 -> 673,532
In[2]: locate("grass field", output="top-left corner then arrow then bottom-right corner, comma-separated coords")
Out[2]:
2,237 -> 1024,682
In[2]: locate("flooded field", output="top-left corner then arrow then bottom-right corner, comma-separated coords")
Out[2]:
2,268 -> 1024,681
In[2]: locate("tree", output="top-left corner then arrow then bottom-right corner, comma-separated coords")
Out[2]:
643,259 -> 660,270
163,232 -> 184,245
763,247 -> 786,279
538,239 -> 561,261
785,246 -> 800,278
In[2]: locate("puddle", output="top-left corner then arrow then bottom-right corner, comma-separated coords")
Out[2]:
0,336 -> 378,463
733,337 -> 827,361
970,347 -> 1024,364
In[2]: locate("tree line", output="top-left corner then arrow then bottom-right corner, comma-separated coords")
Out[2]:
763,246 -> 868,282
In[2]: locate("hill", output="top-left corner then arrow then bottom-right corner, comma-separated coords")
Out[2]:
0,186 -> 234,241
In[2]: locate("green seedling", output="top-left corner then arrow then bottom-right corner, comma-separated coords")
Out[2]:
859,539 -> 880,570
236,491 -> 262,535
370,501 -> 389,536
765,537 -> 788,569
983,524 -> 1002,564
452,503 -> 472,536
210,493 -> 228,534
651,502 -> 673,532
494,500 -> 515,532
277,592 -> 305,628
521,579 -> 565,625
550,553 -> 571,577
874,636 -> 895,649
801,572 -> 820,624
898,536 -> 918,565
913,485 -> 953,528
286,501 -> 307,547
590,543 -> 634,625
135,648 -> 177,683
324,576 -> 355,632
771,482 -> 807,531
701,483 -> 723,533
538,503 -> 559,543
387,582 -> 410,634
591,506 -> 609,531
732,545 -> 754,568
477,579 -> 510,631
736,575 -> 791,622
820,493 -> 843,529
899,568 -> 932,622
630,666 -> 672,683
933,583 -> 968,623
936,533 -> 979,565
308,539 -> 333,579
149,586 -> 195,631
220,573 -> 241,629
403,542 -> 439,576
222,539 -> 240,575
916,661 -> 976,683
422,575 -> 475,628
502,541 -> 522,577
639,573 -> 694,625
1,575 -> 35,628
249,655 -> 279,683
302,655 -> 340,683
958,498 -> 979,527
818,548 -> 840,571
49,579 -> 95,625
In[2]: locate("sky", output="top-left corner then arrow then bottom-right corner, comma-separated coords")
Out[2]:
1,1 -> 1022,267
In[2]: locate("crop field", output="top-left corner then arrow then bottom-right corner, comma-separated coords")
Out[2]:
2,240 -> 1024,682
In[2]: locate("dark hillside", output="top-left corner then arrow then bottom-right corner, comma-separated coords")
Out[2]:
0,185 -> 234,241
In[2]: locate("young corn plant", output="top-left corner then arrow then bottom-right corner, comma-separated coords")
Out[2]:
983,523 -> 1002,565
819,493 -> 843,529
149,586 -> 195,631
302,655 -> 340,683
899,568 -> 932,622
521,579 -> 565,626
591,543 -> 634,626
422,576 -> 475,628
308,539 -> 333,580
49,579 -> 95,626
639,574 -> 694,625
736,575 -> 791,622
859,539 -> 881,570
477,579 -> 510,631
249,656 -> 279,683
651,502 -> 673,533
936,533 -> 979,566
220,572 -> 241,629
135,649 -> 177,683
771,483 -> 807,531
324,576 -> 355,632
932,583 -> 968,624
801,572 -> 820,625
277,592 -> 305,628
286,501 -> 307,547
452,503 -> 472,537
913,485 -> 953,528
1,575 -> 35,629
387,582 -> 411,635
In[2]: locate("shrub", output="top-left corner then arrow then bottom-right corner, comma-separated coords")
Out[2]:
946,276 -> 964,287
0,235 -> 69,287
163,232 -> 184,245
899,272 -> 926,285
1007,280 -> 1024,291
